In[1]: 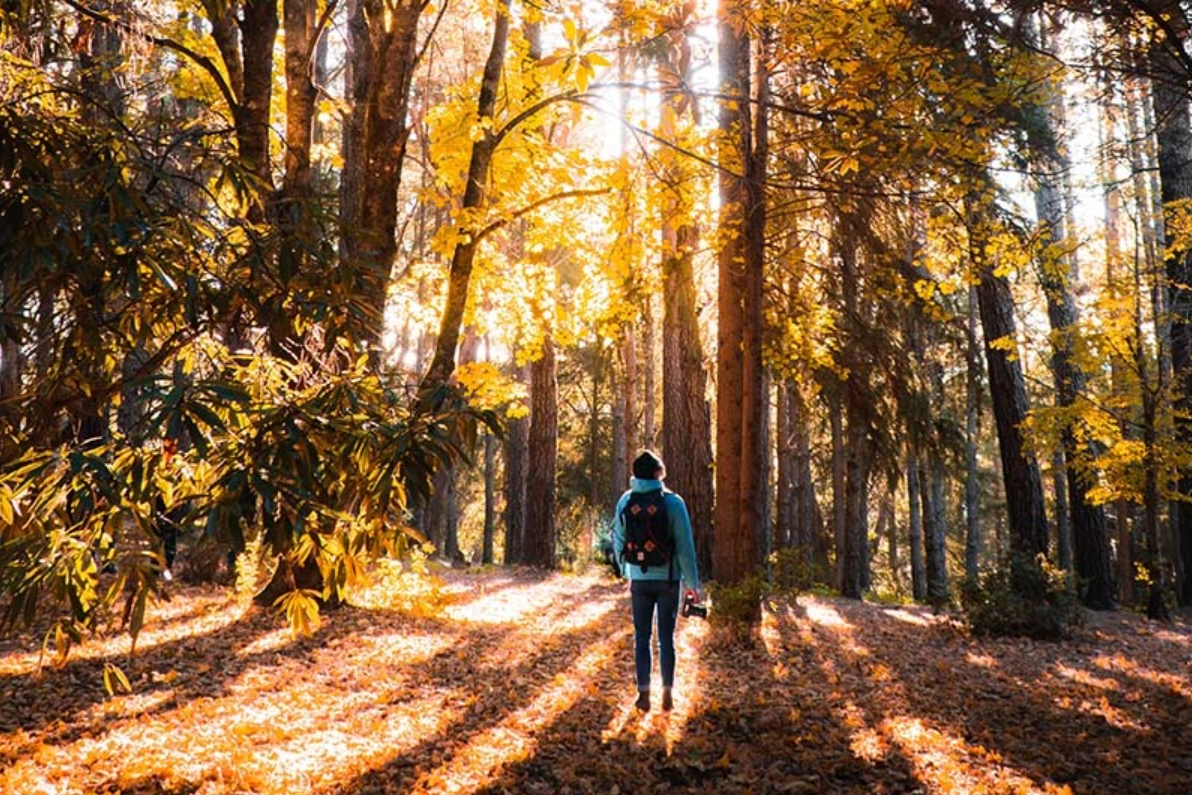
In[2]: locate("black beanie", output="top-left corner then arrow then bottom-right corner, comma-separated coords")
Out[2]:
632,450 -> 664,480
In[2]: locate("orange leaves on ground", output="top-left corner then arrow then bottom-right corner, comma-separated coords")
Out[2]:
1,571 -> 1190,794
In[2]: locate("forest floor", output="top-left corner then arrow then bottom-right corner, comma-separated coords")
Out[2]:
1,567 -> 1190,795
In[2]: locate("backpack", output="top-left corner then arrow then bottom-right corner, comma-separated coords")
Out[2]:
621,490 -> 672,574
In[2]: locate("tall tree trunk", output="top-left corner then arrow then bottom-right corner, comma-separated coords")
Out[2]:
611,362 -> 627,503
503,367 -> 529,566
659,10 -> 715,579
714,0 -> 761,586
964,284 -> 983,581
842,383 -> 869,599
1150,39 -> 1192,608
908,440 -> 927,601
1025,17 -> 1113,607
623,329 -> 639,466
971,201 -> 1050,558
483,431 -> 496,565
776,380 -> 795,552
830,391 -> 846,591
759,370 -> 774,571
587,347 -> 604,508
644,295 -> 656,448
523,334 -> 558,569
341,0 -> 426,349
923,445 -> 949,607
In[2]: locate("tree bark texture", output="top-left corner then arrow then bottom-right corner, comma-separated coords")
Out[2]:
1151,42 -> 1192,607
965,284 -> 983,581
523,335 -> 558,569
502,387 -> 528,565
483,431 -> 496,565
341,0 -> 425,348
659,16 -> 715,580
973,209 -> 1050,559
907,441 -> 926,601
714,2 -> 761,586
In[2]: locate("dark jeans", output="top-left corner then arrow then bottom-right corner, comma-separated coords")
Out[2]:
630,579 -> 681,691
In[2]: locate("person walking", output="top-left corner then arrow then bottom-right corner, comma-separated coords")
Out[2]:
613,450 -> 702,711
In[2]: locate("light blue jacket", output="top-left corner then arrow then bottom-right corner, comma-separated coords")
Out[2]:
612,477 -> 700,591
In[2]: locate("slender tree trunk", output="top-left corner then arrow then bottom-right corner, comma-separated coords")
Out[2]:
524,335 -> 558,569
830,392 -> 846,591
341,0 -> 426,348
842,386 -> 868,599
971,200 -> 1050,558
759,370 -> 774,571
503,369 -> 529,566
422,0 -> 511,388
644,295 -> 656,448
965,284 -> 983,581
483,431 -> 496,565
776,380 -> 795,552
623,329 -> 639,465
611,362 -> 627,502
587,348 -> 603,508
908,440 -> 926,601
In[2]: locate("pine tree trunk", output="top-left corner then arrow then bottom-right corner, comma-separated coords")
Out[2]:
830,393 -> 846,591
965,284 -> 983,581
659,15 -> 715,580
842,387 -> 868,599
972,202 -> 1050,558
503,374 -> 528,565
1151,42 -> 1192,608
523,335 -> 558,569
714,0 -> 755,586
908,441 -> 926,601
776,380 -> 795,552
483,432 -> 496,565
759,371 -> 773,572
644,295 -> 656,448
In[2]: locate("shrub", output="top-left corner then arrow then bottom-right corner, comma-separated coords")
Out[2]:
960,553 -> 1083,640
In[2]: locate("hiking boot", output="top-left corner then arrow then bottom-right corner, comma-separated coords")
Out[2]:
635,690 -> 650,711
661,688 -> 673,711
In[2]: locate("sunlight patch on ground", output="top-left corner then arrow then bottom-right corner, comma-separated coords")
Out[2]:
443,574 -> 603,625
1053,662 -> 1119,691
803,599 -> 853,630
966,652 -> 1000,669
235,627 -> 294,657
1091,653 -> 1192,701
882,607 -> 933,627
404,630 -> 628,794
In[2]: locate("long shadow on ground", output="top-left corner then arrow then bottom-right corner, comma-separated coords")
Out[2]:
780,598 -> 1192,795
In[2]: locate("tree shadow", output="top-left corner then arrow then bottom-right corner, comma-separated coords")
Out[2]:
318,589 -> 631,795
787,597 -> 1192,795
0,576 -> 612,769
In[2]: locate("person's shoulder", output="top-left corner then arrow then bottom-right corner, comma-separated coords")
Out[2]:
662,490 -> 687,508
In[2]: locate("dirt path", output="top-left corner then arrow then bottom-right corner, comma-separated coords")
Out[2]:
1,568 -> 1190,794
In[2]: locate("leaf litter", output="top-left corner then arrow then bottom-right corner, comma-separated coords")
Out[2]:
1,568 -> 1190,794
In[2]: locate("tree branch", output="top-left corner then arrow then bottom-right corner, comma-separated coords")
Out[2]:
62,0 -> 240,117
472,187 -> 611,245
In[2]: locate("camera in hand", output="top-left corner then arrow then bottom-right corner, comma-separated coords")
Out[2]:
681,591 -> 708,619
